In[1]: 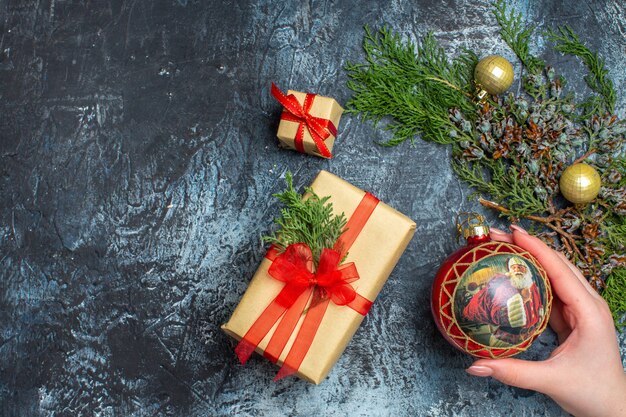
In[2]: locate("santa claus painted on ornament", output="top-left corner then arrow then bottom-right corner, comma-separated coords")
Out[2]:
462,256 -> 545,346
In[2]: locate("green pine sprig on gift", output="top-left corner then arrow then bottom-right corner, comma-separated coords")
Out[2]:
345,0 -> 626,326
262,172 -> 347,264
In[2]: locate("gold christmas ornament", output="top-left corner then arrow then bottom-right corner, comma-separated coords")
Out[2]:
474,55 -> 514,102
559,163 -> 602,204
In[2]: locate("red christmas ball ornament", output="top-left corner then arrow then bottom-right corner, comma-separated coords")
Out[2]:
431,213 -> 552,358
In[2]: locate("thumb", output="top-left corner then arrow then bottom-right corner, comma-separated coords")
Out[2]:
467,358 -> 554,393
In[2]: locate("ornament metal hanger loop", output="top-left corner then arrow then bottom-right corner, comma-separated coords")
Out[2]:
455,212 -> 488,242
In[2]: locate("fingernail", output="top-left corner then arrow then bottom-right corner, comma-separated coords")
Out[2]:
489,227 -> 508,236
466,365 -> 493,377
510,224 -> 529,235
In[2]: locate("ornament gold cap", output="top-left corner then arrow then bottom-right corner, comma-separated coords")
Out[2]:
456,212 -> 490,242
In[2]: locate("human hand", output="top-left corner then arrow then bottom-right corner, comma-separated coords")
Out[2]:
466,225 -> 626,417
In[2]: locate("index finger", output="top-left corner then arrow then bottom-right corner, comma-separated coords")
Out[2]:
511,230 -> 593,309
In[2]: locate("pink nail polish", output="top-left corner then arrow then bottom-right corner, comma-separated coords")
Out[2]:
510,224 -> 529,235
466,365 -> 493,377
489,227 -> 507,235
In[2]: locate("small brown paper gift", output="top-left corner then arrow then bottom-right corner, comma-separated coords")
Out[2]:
272,83 -> 343,158
221,170 -> 416,384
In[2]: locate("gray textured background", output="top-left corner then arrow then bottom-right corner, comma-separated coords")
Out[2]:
1,0 -> 625,416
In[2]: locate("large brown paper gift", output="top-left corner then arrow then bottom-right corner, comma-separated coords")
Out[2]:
221,170 -> 416,384
274,86 -> 343,158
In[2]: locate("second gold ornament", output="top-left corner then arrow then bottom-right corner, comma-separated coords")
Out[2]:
559,163 -> 602,205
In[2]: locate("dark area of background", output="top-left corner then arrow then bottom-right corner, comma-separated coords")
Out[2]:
1,0 -> 625,415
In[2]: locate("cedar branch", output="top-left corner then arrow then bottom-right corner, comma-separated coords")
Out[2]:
478,197 -> 588,263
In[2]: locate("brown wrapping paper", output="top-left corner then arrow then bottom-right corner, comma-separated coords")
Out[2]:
276,90 -> 343,158
221,170 -> 416,384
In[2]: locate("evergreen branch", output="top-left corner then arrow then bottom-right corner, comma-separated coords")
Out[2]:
262,173 -> 347,264
613,155 -> 626,188
604,268 -> 626,329
346,9 -> 626,321
492,0 -> 544,74
479,197 -> 588,263
345,26 -> 476,146
599,215 -> 626,256
453,48 -> 480,89
451,158 -> 548,217
545,26 -> 616,114
478,198 -> 551,224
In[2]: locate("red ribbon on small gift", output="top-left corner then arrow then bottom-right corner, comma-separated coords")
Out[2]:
271,83 -> 338,158
235,191 -> 379,380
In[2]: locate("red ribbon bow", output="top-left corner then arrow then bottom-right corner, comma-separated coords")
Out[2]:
271,83 -> 337,158
269,244 -> 360,309
234,191 -> 380,381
